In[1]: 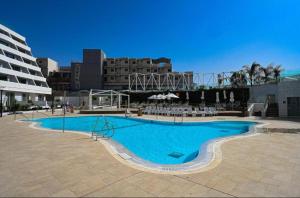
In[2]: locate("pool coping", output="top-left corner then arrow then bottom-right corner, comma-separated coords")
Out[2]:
18,116 -> 269,175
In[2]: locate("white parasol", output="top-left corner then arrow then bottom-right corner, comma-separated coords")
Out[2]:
216,92 -> 220,103
230,91 -> 234,103
148,95 -> 157,100
223,90 -> 227,100
201,91 -> 205,100
186,92 -> 189,100
166,93 -> 179,100
156,94 -> 167,100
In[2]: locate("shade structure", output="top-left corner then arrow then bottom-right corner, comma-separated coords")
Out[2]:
166,93 -> 179,100
186,92 -> 189,100
216,92 -> 220,103
223,90 -> 227,100
201,91 -> 205,100
230,91 -> 234,103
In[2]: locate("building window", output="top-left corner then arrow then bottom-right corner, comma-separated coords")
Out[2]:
168,69 -> 171,72
0,74 -> 8,81
111,60 -> 114,64
132,61 -> 136,64
104,77 -> 107,82
125,68 -> 128,72
18,77 -> 27,84
38,95 -> 43,101
132,69 -> 136,72
103,61 -> 107,66
147,61 -> 150,64
154,69 -> 157,72
110,76 -> 115,80
147,69 -> 150,72
111,68 -> 114,72
125,76 -> 128,80
125,61 -> 128,64
104,69 -> 107,74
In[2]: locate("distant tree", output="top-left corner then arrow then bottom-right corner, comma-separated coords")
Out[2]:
273,65 -> 283,82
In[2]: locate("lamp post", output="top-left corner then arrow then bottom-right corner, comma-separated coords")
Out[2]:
0,86 -> 5,118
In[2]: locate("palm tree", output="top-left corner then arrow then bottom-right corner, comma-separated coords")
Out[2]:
242,62 -> 261,86
239,71 -> 248,87
273,65 -> 283,82
261,64 -> 274,83
230,71 -> 247,88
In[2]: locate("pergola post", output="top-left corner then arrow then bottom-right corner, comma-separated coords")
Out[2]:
88,89 -> 92,110
128,95 -> 130,108
110,91 -> 113,109
118,94 -> 121,109
128,74 -> 131,91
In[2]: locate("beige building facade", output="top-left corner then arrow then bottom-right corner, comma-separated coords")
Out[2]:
103,57 -> 174,90
36,58 -> 58,77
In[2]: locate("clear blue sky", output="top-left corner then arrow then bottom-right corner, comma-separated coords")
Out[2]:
1,0 -> 300,73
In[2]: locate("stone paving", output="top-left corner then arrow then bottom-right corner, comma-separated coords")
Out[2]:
0,113 -> 300,197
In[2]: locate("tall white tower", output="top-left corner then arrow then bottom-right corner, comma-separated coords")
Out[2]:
0,23 -> 51,109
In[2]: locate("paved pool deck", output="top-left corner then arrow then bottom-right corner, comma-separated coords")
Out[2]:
0,113 -> 300,197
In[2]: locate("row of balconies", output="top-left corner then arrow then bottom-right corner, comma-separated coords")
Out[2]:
105,61 -> 171,68
0,37 -> 32,57
0,72 -> 48,87
0,58 -> 43,79
0,27 -> 27,46
104,58 -> 152,66
104,67 -> 171,75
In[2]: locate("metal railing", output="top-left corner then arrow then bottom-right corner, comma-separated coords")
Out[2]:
91,116 -> 115,140
247,103 -> 255,117
262,97 -> 269,118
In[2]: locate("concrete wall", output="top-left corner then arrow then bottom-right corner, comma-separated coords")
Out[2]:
249,84 -> 278,103
278,80 -> 300,117
249,80 -> 300,117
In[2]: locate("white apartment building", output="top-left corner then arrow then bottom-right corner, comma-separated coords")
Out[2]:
0,24 -> 51,109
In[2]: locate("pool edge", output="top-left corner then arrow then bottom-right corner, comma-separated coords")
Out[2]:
18,117 -> 269,175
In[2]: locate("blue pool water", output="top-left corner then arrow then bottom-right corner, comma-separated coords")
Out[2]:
32,116 -> 256,165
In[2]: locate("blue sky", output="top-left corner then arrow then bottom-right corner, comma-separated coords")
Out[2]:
1,0 -> 300,73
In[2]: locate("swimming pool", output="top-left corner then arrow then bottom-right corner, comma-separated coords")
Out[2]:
32,116 -> 256,165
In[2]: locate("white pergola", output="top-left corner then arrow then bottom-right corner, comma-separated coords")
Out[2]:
87,89 -> 130,110
128,72 -> 234,92
128,72 -> 193,92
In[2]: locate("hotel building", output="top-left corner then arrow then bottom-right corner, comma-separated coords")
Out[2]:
54,49 -> 193,91
0,24 -> 51,109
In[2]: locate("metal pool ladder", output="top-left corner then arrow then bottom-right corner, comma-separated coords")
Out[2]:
91,116 -> 115,140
